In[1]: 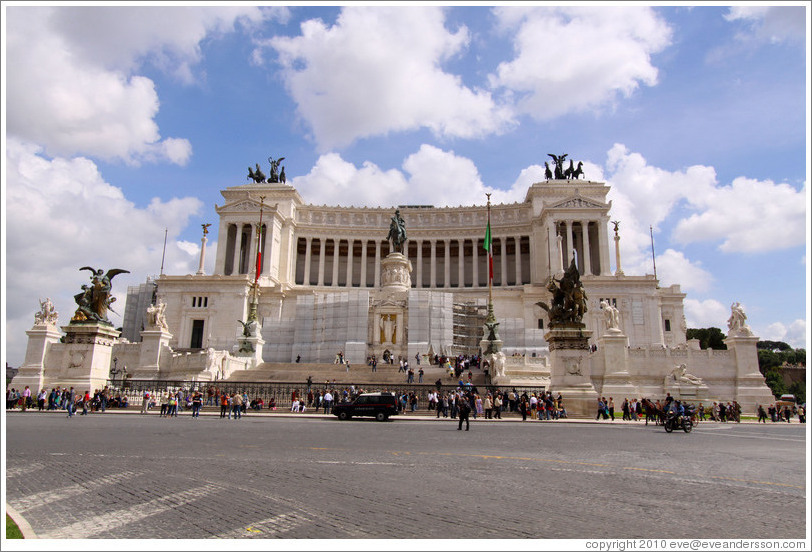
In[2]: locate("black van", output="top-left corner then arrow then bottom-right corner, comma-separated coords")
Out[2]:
332,392 -> 399,421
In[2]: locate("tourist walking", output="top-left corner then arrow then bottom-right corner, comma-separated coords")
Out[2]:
231,393 -> 243,419
457,395 -> 471,431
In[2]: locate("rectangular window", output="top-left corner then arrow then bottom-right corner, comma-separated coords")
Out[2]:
538,318 -> 544,330
664,319 -> 671,332
192,297 -> 197,308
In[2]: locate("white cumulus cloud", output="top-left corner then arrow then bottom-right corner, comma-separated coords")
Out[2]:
683,298 -> 729,330
4,138 -> 204,366
5,5 -> 264,164
725,6 -> 806,44
490,6 -> 672,119
267,6 -> 515,150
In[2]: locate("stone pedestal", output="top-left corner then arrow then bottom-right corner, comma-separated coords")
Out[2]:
130,327 -> 173,380
14,324 -> 63,391
57,323 -> 120,392
235,335 -> 265,367
546,325 -> 598,417
381,252 -> 412,290
597,331 -> 639,400
725,334 -> 775,412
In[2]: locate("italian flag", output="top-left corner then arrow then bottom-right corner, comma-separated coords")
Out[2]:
483,220 -> 493,283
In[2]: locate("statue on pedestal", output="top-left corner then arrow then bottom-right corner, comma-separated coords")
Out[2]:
34,297 -> 58,326
536,258 -> 588,327
667,363 -> 704,386
71,267 -> 129,324
727,302 -> 753,336
387,209 -> 407,254
600,299 -> 621,332
146,298 -> 168,331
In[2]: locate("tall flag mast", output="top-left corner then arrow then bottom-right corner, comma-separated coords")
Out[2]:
247,196 -> 265,323
484,193 -> 493,304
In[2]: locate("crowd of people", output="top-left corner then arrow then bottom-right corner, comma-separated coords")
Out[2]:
7,383 -> 806,425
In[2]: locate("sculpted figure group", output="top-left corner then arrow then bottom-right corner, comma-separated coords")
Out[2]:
247,155 -> 287,184
72,266 -> 129,324
387,209 -> 407,254
545,153 -> 584,181
34,297 -> 59,326
536,258 -> 588,327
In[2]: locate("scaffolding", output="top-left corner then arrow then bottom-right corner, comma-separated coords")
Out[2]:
451,300 -> 487,356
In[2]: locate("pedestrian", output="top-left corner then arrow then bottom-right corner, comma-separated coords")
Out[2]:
192,391 -> 203,418
65,387 -> 76,418
484,394 -> 493,419
757,404 -> 768,423
231,393 -> 243,419
608,397 -> 615,421
215,392 -> 226,418
458,395 -> 471,431
141,390 -> 151,414
21,386 -> 31,412
493,393 -> 502,419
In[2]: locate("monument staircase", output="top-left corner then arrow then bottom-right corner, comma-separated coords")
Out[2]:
225,361 -> 488,386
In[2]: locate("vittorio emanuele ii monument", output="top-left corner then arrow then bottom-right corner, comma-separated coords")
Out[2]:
16,154 -> 775,416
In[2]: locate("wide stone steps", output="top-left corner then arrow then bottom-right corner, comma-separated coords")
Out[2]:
224,361 -> 487,385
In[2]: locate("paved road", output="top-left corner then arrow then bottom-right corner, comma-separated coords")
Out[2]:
5,412 -> 807,539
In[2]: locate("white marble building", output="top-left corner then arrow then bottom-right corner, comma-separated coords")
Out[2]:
157,177 -> 688,365
16,175 -> 775,413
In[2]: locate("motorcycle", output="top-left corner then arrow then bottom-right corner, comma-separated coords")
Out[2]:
664,412 -> 693,433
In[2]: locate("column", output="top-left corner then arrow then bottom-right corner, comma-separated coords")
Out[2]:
581,220 -> 592,275
430,239 -> 437,288
374,241 -> 381,288
514,235 -> 522,285
565,220 -> 574,268
231,224 -> 242,275
332,238 -> 340,286
500,236 -> 508,287
317,237 -> 326,286
416,240 -> 423,288
345,238 -> 354,287
457,239 -> 464,287
360,240 -> 368,287
197,235 -> 208,276
472,237 -> 479,287
247,223 -> 258,277
444,240 -> 451,288
599,217 -> 611,276
304,237 -> 312,285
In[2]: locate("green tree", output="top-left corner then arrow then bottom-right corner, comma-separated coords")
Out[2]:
764,369 -> 786,398
787,381 -> 805,404
686,327 -> 726,350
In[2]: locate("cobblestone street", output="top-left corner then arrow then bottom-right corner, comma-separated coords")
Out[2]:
5,412 -> 807,540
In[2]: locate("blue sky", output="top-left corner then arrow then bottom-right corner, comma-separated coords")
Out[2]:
2,3 -> 809,367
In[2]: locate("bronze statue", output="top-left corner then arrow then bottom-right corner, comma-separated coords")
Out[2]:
387,209 -> 407,254
571,161 -> 584,180
536,258 -> 588,327
202,223 -> 212,236
268,156 -> 285,183
544,162 -> 553,181
247,163 -> 266,183
71,267 -> 130,324
547,153 -> 567,179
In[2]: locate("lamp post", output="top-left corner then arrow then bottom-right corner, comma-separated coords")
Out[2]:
109,356 -> 119,384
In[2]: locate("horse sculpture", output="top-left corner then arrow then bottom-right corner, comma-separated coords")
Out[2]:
571,161 -> 584,180
247,164 -> 266,183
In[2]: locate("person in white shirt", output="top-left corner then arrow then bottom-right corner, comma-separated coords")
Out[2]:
323,391 -> 333,414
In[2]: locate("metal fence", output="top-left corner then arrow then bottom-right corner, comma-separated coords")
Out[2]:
106,379 -> 547,411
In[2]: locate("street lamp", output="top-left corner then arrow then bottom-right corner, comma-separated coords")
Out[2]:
110,357 -> 119,385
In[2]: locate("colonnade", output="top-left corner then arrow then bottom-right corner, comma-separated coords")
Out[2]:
293,235 -> 531,289
548,218 -> 610,276
222,223 -> 268,276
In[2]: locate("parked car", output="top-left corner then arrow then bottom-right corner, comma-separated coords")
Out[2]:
332,392 -> 399,421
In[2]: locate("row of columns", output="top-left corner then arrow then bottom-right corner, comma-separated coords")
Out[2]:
298,236 -> 529,288
223,223 -> 268,277
547,218 -> 610,276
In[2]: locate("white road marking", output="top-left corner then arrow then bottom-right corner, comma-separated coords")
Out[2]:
9,471 -> 142,513
39,484 -> 218,539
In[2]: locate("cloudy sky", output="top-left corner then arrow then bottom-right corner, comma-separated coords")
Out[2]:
2,3 -> 809,367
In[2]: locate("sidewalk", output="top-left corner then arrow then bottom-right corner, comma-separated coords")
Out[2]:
5,408 -> 778,425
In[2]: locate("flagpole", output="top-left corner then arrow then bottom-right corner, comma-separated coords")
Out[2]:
486,193 -> 492,306
248,196 -> 265,323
